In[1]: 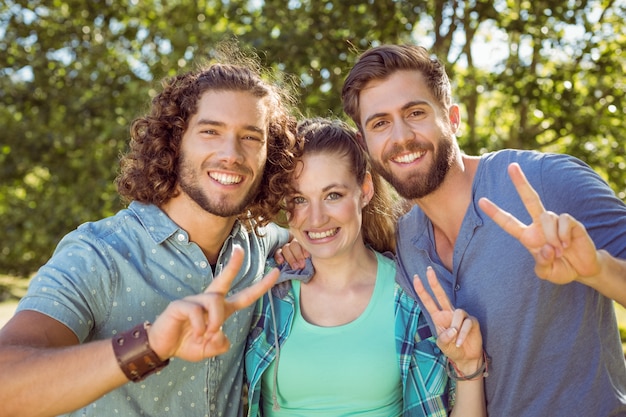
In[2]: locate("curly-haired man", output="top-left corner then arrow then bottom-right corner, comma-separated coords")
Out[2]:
0,59 -> 299,417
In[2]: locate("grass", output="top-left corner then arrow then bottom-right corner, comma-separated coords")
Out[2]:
0,275 -> 31,329
0,274 -> 30,302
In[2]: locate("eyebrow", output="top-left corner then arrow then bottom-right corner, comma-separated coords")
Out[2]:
293,183 -> 349,194
323,183 -> 346,192
194,118 -> 265,134
363,99 -> 430,127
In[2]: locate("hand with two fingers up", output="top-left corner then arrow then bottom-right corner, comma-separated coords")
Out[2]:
414,267 -> 487,416
413,267 -> 485,378
477,162 -> 626,307
478,162 -> 601,285
147,245 -> 279,363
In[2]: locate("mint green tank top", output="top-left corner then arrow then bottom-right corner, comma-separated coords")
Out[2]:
261,253 -> 402,416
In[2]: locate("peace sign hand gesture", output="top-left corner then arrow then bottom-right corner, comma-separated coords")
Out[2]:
413,267 -> 484,375
147,246 -> 279,362
478,163 -> 601,285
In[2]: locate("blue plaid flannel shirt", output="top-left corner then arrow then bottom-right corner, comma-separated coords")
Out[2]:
245,253 -> 454,416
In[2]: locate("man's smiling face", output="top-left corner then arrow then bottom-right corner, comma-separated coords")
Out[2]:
359,70 -> 458,199
177,89 -> 269,217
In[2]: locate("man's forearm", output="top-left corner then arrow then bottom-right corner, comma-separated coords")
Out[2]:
0,340 -> 127,417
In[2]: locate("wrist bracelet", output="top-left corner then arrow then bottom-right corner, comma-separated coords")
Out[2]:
112,321 -> 170,382
446,350 -> 490,381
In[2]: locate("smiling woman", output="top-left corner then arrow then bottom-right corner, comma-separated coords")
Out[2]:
245,117 -> 488,417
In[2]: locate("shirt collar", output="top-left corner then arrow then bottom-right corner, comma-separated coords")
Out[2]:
128,201 -> 243,245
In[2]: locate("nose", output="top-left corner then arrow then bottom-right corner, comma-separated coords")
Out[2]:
307,200 -> 327,227
390,118 -> 414,145
219,134 -> 245,165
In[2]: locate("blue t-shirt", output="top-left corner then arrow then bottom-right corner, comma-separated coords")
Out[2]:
17,201 -> 289,417
396,150 -> 626,416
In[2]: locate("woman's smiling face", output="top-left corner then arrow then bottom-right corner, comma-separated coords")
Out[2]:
287,151 -> 372,261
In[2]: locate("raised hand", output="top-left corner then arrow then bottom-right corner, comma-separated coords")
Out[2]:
147,245 -> 279,362
413,267 -> 483,374
478,162 -> 600,285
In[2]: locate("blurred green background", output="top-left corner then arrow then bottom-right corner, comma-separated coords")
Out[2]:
0,0 -> 625,349
1,0 -> 625,278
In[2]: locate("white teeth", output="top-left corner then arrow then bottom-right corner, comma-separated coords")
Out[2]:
393,151 -> 425,164
209,172 -> 242,185
308,228 -> 338,240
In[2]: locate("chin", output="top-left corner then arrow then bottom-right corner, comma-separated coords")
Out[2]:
311,247 -> 346,261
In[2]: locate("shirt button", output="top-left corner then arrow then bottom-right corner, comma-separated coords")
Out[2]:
454,284 -> 461,291
177,233 -> 185,241
200,261 -> 208,269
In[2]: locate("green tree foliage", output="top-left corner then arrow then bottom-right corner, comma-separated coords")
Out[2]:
1,0 -> 624,276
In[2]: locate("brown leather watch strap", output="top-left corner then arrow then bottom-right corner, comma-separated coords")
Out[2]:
112,321 -> 170,382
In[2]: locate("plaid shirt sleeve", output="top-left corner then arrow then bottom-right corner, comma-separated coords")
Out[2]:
396,286 -> 454,417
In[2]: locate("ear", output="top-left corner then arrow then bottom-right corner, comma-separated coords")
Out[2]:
355,131 -> 368,151
361,171 -> 375,207
448,104 -> 461,133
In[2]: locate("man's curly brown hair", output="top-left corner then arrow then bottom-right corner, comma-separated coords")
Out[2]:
115,61 -> 299,235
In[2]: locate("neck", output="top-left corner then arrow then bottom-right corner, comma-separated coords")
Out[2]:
300,240 -> 378,326
160,195 -> 238,264
309,240 -> 377,289
414,155 -> 479,251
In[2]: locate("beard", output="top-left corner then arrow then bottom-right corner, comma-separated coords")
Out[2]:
177,157 -> 262,217
371,135 -> 456,200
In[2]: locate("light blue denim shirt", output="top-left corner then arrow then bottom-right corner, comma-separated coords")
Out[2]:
17,201 -> 289,417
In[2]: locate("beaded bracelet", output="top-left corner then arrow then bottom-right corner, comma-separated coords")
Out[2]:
445,350 -> 490,381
